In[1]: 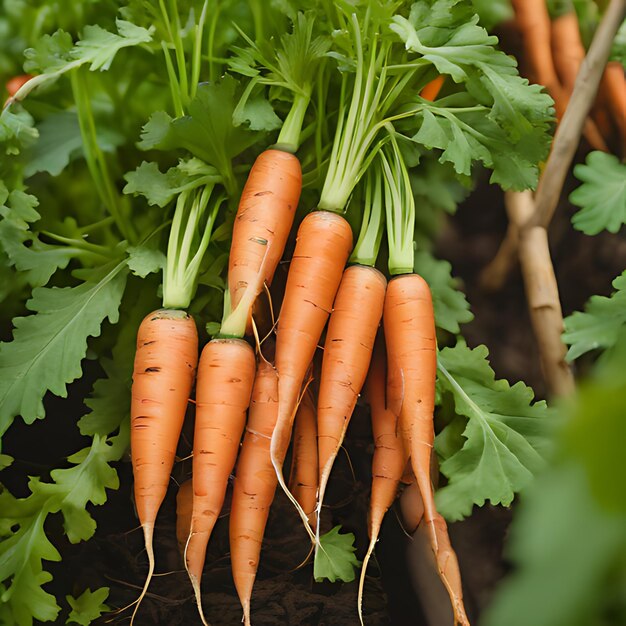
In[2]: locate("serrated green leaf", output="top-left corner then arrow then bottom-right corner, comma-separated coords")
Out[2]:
0,221 -> 78,287
313,526 -> 360,583
563,271 -> 626,361
49,436 -> 120,542
136,77 -> 262,194
123,159 -> 220,207
569,151 -> 626,235
0,108 -> 39,156
15,20 -> 153,102
435,342 -> 553,521
0,503 -> 61,625
0,186 -> 40,229
233,94 -> 282,131
392,0 -> 553,190
66,587 -> 110,625
0,262 -> 128,437
126,246 -> 165,278
414,250 -> 473,334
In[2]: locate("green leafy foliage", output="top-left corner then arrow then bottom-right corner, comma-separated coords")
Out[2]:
15,20 -> 154,100
0,263 -> 128,437
66,587 -> 110,626
435,342 -> 553,521
415,250 -> 473,334
483,333 -> 626,626
569,151 -> 626,235
563,271 -> 626,361
314,526 -> 361,583
138,77 -> 264,195
392,0 -> 554,190
0,432 -> 124,626
123,158 -> 220,207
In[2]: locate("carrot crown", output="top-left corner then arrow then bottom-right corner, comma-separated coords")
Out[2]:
163,184 -> 225,309
230,12 -> 329,154
380,128 -> 415,276
349,162 -> 385,268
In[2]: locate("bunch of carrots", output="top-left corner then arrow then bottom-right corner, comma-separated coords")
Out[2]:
510,0 -> 625,153
128,54 -> 468,626
121,1 -> 575,623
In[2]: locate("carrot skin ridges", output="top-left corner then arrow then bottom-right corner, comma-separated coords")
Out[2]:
230,359 -> 279,626
289,390 -> 319,530
272,211 -> 353,477
228,149 -> 302,321
130,309 -> 198,624
317,265 -> 386,514
358,334 -> 407,625
131,309 -> 198,527
365,334 -> 406,541
186,338 -> 256,590
383,275 -> 470,626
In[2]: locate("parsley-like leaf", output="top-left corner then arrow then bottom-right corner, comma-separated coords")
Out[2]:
563,271 -> 626,361
569,151 -> 626,235
435,342 -> 553,521
313,526 -> 360,583
415,250 -> 473,334
0,262 -> 128,436
67,587 -> 110,626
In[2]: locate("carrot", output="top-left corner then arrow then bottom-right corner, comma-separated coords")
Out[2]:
420,75 -> 445,102
550,10 -> 609,151
130,309 -> 198,621
399,481 -> 425,535
185,337 -> 256,625
358,334 -> 407,625
176,479 -> 194,558
511,0 -> 561,93
316,264 -> 386,533
551,11 -> 586,92
383,275 -> 469,626
228,149 -> 301,332
270,210 -> 353,533
601,62 -> 626,147
288,390 -> 319,531
230,357 -> 279,626
4,74 -> 31,102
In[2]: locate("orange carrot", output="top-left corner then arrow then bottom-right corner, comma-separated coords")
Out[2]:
176,479 -> 194,558
130,309 -> 198,621
551,11 -> 586,92
288,390 -> 319,531
550,10 -> 609,151
228,149 -> 302,332
4,74 -> 31,101
316,265 -> 386,532
230,358 -> 279,626
358,334 -> 407,625
602,62 -> 626,147
420,75 -> 445,102
185,338 -> 256,625
383,275 -> 469,626
270,210 -> 353,533
399,481 -> 425,535
511,0 -> 561,92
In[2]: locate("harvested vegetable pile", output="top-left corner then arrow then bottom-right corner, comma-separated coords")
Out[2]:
1,1 -> 624,625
